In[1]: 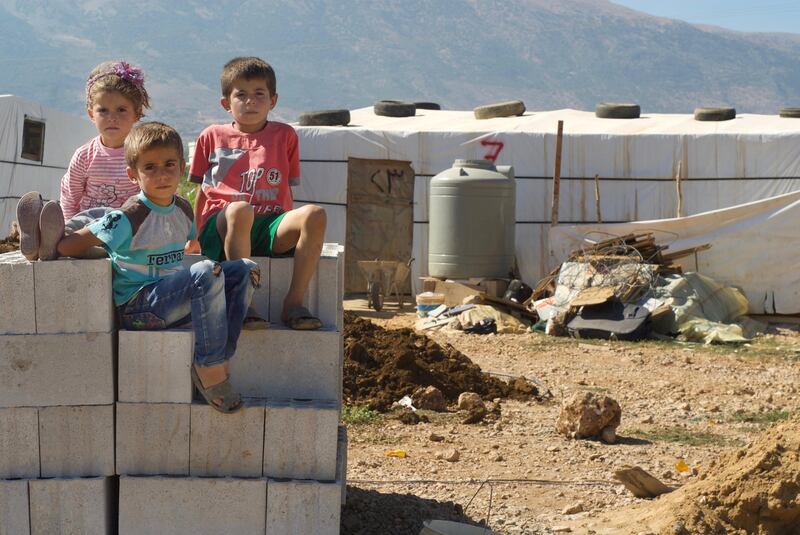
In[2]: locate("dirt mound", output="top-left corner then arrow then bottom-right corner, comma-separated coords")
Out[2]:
584,415 -> 800,534
343,311 -> 539,411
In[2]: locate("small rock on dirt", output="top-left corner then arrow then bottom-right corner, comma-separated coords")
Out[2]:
398,409 -> 428,425
600,426 -> 617,444
436,448 -> 460,462
562,502 -> 584,515
461,405 -> 487,424
429,432 -> 445,442
555,391 -> 622,440
413,385 -> 447,411
457,391 -> 485,411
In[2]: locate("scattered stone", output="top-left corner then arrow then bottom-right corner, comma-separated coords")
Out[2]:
640,415 -> 654,424
552,526 -> 572,533
461,405 -> 487,424
457,391 -> 485,411
562,502 -> 584,515
429,433 -> 445,442
555,391 -> 622,440
600,426 -> 617,444
398,409 -> 428,425
413,385 -> 447,411
679,402 -> 691,412
436,448 -> 460,462
493,454 -> 505,462
547,446 -> 560,452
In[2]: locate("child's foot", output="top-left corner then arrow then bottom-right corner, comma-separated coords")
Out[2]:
282,305 -> 322,330
191,365 -> 242,414
242,306 -> 269,330
16,192 -> 43,261
38,201 -> 65,261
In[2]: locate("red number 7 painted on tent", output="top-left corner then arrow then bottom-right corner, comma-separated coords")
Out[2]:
481,139 -> 504,162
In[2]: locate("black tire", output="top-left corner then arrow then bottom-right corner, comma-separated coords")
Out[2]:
779,107 -> 800,118
473,100 -> 525,120
414,101 -> 441,110
297,109 -> 350,126
374,100 -> 416,117
694,107 -> 736,121
370,282 -> 384,312
595,102 -> 641,119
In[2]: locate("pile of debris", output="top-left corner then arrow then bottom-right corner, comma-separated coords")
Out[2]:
343,311 -> 539,411
526,232 -> 760,344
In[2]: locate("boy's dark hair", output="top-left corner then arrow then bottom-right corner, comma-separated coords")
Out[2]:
221,57 -> 277,97
125,122 -> 184,168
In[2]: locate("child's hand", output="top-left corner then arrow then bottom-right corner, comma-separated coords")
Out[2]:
185,239 -> 201,254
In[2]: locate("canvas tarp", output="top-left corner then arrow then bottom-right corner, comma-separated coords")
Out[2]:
0,95 -> 96,234
549,190 -> 800,314
293,107 -> 800,295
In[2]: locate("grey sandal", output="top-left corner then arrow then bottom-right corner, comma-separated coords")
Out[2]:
16,192 -> 44,261
38,201 -> 65,261
190,367 -> 243,414
283,306 -> 322,330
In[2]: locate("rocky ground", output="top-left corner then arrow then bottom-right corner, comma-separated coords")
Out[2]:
340,299 -> 800,534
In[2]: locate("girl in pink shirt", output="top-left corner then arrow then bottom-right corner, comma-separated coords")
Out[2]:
17,60 -> 151,260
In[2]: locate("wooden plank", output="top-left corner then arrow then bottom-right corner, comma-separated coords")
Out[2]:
550,120 -> 564,226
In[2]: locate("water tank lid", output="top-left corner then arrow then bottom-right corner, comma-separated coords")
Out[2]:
453,159 -> 495,170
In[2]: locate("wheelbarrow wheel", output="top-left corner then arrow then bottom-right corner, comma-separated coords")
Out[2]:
370,281 -> 384,312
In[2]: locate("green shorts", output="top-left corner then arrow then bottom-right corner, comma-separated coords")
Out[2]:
199,211 -> 294,261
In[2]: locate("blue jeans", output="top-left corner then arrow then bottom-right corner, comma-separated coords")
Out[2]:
118,259 -> 258,367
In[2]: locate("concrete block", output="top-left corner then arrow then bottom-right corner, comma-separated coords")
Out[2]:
33,258 -> 113,334
0,252 -> 35,334
0,407 -> 39,478
118,329 -> 193,403
264,399 -> 339,480
29,477 -> 113,535
0,479 -> 29,535
116,403 -> 190,476
337,425 -> 348,505
0,332 -> 114,408
266,478 -> 341,535
119,476 -> 267,535
230,328 -> 341,401
39,405 -> 114,477
249,256 -> 271,324
190,401 -> 265,477
270,255 -> 342,330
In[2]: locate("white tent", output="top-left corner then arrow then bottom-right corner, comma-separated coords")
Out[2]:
0,95 -> 96,235
293,107 -> 800,307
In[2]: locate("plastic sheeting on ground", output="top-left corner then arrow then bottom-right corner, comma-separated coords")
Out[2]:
550,190 -> 800,314
652,272 -> 765,344
450,304 -> 530,334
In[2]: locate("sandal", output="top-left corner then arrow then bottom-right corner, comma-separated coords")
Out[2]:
16,192 -> 44,261
190,366 -> 243,414
38,201 -> 65,261
283,306 -> 322,330
242,306 -> 269,330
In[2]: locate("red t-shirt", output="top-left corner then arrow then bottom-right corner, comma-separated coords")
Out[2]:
189,122 -> 300,233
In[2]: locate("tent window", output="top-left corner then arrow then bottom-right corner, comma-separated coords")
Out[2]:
21,118 -> 45,162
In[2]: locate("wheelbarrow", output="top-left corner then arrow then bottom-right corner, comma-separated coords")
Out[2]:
357,258 -> 415,311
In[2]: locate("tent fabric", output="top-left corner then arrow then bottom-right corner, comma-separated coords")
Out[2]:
549,191 -> 800,314
293,107 -> 800,295
0,95 -> 96,234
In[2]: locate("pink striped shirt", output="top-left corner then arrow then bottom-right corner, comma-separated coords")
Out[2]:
59,136 -> 140,220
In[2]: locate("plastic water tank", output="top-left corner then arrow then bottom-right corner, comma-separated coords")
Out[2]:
428,159 -> 515,279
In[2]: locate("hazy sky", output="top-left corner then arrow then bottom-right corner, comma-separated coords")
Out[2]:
612,1 -> 800,33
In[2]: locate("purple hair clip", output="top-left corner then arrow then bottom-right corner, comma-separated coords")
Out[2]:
111,62 -> 144,86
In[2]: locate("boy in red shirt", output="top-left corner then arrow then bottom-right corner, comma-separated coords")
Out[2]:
189,57 -> 326,329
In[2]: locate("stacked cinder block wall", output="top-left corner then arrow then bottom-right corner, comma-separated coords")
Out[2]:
0,247 -> 346,534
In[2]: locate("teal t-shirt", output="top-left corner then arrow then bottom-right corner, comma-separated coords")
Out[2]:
88,192 -> 197,305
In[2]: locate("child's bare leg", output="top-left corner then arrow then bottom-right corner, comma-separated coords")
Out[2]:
272,205 -> 327,322
216,201 -> 254,260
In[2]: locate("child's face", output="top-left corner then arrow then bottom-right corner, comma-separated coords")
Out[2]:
127,146 -> 185,207
221,77 -> 277,133
87,91 -> 139,149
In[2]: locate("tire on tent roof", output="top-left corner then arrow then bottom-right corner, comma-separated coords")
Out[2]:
297,109 -> 351,126
595,102 -> 641,119
414,102 -> 441,110
473,100 -> 526,120
694,107 -> 736,121
374,100 -> 416,117
779,107 -> 800,118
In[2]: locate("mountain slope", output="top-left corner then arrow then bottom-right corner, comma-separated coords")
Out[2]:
1,0 -> 799,137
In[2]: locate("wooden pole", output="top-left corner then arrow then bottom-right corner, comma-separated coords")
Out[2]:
675,160 -> 683,218
594,173 -> 602,223
551,120 -> 564,226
